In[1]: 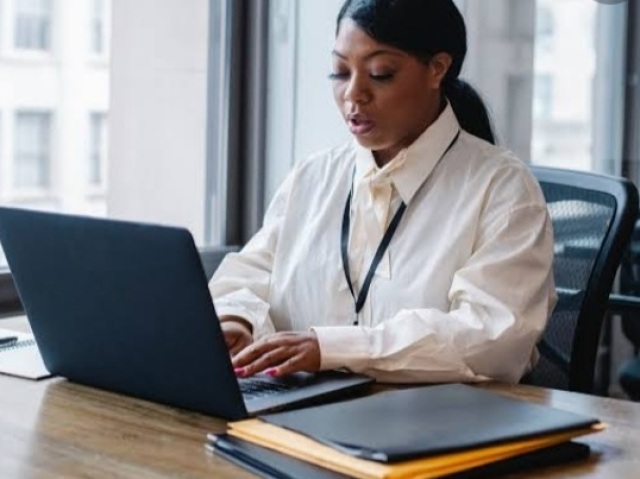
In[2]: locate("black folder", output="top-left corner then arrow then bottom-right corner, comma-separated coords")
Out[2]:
209,433 -> 590,479
260,384 -> 599,462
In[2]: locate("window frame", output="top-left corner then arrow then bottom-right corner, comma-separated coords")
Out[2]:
622,0 -> 640,181
592,1 -> 628,176
205,0 -> 269,246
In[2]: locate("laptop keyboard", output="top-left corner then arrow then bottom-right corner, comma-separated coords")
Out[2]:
238,377 -> 297,400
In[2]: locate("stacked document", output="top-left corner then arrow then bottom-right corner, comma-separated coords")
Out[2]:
209,384 -> 604,479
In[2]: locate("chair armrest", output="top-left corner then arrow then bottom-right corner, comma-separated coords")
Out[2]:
608,294 -> 640,316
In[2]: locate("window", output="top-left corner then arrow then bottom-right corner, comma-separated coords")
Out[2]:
13,111 -> 51,189
532,74 -> 553,121
531,0 -> 627,173
91,0 -> 106,55
88,112 -> 107,186
535,6 -> 554,54
0,2 -> 110,276
14,0 -> 52,51
264,0 -> 349,203
1,0 -> 238,314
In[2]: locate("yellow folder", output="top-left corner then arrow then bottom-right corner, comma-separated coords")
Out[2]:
228,419 -> 604,479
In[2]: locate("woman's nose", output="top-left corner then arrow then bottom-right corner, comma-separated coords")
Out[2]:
343,76 -> 371,104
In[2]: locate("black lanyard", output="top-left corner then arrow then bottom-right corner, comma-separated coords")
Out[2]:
341,193 -> 406,320
341,131 -> 460,323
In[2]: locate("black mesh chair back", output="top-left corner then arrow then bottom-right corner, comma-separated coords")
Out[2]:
199,245 -> 240,280
523,167 -> 638,393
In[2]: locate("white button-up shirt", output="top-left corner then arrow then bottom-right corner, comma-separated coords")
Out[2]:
209,104 -> 556,384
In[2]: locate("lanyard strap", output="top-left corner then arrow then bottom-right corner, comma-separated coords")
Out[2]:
341,130 -> 461,323
341,193 -> 406,318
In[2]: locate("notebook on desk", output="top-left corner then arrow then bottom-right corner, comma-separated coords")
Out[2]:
0,327 -> 51,379
0,207 -> 373,420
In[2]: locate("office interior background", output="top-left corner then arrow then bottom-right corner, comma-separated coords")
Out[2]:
0,0 -> 637,396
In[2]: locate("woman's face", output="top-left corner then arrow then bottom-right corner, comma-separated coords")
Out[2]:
332,19 -> 449,164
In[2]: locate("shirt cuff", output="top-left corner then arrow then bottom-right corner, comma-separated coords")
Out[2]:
213,294 -> 275,339
311,326 -> 371,371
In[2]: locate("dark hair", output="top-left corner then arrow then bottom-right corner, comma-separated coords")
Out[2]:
336,0 -> 495,145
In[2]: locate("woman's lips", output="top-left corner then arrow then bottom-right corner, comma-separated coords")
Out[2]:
348,118 -> 375,136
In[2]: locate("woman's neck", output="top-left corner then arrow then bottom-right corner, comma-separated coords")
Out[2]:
373,95 -> 446,167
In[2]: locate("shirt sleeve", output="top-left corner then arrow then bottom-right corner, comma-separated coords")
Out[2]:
208,173 -> 294,339
312,200 -> 556,384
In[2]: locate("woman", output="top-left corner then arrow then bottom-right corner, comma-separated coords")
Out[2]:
209,0 -> 555,384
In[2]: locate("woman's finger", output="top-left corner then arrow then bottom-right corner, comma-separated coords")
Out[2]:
242,347 -> 291,376
232,337 -> 272,367
232,332 -> 320,377
268,353 -> 306,377
229,340 -> 248,357
236,346 -> 292,377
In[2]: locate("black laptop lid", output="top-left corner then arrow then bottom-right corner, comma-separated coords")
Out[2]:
0,207 -> 248,419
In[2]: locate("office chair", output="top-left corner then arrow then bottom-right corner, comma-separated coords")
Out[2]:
522,166 -> 638,394
199,245 -> 241,280
608,296 -> 640,399
606,222 -> 640,400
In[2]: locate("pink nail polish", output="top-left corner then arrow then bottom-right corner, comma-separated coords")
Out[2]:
234,367 -> 245,376
266,368 -> 277,377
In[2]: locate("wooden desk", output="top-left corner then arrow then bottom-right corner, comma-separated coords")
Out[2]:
1,376 -> 639,479
1,313 -> 639,478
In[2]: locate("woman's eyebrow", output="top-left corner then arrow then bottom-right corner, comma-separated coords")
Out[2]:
331,49 -> 406,60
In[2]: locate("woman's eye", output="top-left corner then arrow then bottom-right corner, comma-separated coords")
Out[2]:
328,72 -> 349,80
370,73 -> 394,82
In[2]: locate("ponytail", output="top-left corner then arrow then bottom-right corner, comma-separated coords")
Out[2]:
444,79 -> 496,145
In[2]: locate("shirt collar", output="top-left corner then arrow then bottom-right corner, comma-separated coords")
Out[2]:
353,102 -> 461,204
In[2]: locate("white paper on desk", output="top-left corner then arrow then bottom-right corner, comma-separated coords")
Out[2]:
0,327 -> 51,380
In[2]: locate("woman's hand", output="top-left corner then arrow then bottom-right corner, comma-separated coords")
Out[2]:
232,331 -> 321,378
220,316 -> 253,356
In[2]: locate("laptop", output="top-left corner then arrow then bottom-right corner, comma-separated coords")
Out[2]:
0,207 -> 373,420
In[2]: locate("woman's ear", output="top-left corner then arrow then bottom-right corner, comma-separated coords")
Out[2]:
428,53 -> 453,88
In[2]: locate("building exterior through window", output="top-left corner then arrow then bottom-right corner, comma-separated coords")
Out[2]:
0,0 -> 111,268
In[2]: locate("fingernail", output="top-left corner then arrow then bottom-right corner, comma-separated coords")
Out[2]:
234,367 -> 245,376
265,368 -> 277,377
